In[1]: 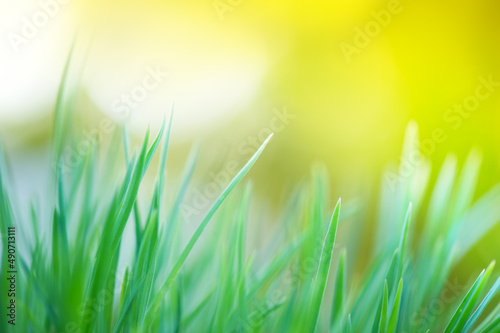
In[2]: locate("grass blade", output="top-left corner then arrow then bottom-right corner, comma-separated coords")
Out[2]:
308,198 -> 341,332
146,133 -> 274,322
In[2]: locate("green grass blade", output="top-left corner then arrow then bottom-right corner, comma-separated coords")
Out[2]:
444,262 -> 495,333
146,133 -> 274,320
387,278 -> 403,333
378,280 -> 389,333
308,198 -> 341,332
462,270 -> 500,332
397,203 -> 412,282
331,249 -> 346,330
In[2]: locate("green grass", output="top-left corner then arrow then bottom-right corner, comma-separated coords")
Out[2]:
2,57 -> 500,332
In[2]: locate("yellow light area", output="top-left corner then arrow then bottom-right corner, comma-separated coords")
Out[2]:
3,0 -> 500,200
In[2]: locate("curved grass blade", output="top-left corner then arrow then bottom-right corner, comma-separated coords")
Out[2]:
462,270 -> 500,332
146,133 -> 274,321
308,198 -> 341,332
330,249 -> 346,331
387,278 -> 403,333
481,316 -> 500,333
378,280 -> 389,333
444,262 -> 495,333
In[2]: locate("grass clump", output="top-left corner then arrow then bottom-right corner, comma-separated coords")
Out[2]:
2,59 -> 500,333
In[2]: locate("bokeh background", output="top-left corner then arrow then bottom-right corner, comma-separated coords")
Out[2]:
1,0 -> 500,274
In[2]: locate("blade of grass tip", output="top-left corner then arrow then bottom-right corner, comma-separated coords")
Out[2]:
387,278 -> 403,333
147,133 -> 274,319
451,262 -> 495,333
331,249 -> 346,330
444,262 -> 494,333
145,111 -> 174,250
110,130 -> 148,242
112,123 -> 166,245
131,120 -> 165,250
462,264 -> 500,332
144,118 -> 166,173
308,198 -> 341,332
133,120 -> 166,251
